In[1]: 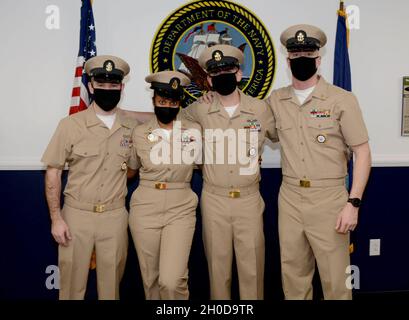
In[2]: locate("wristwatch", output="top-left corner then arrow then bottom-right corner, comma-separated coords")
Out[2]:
348,198 -> 361,208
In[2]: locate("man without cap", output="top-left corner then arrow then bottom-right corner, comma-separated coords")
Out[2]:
42,55 -> 139,300
269,24 -> 371,300
182,44 -> 277,299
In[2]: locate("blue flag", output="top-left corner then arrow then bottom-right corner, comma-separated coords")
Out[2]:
333,3 -> 355,254
333,4 -> 353,191
334,8 -> 351,91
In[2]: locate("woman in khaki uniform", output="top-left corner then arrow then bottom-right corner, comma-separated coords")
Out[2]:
128,71 -> 201,300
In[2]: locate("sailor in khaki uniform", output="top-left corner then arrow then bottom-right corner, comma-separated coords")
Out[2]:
42,55 -> 138,300
127,71 -> 201,300
268,25 -> 371,299
182,45 -> 277,299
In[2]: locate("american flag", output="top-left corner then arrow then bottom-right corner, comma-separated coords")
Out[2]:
69,0 -> 96,115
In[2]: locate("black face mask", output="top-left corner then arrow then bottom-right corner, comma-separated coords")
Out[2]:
154,106 -> 179,124
211,72 -> 238,96
92,88 -> 121,111
289,57 -> 318,81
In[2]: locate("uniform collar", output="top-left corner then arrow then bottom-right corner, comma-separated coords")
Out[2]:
144,111 -> 186,134
143,112 -> 188,145
207,90 -> 255,117
85,106 -> 102,127
278,76 -> 329,103
144,115 -> 161,134
310,76 -> 329,100
85,105 -> 132,130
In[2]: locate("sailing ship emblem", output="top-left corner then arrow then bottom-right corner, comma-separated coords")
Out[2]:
150,0 -> 276,106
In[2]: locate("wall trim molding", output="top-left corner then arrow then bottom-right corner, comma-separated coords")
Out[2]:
0,154 -> 408,170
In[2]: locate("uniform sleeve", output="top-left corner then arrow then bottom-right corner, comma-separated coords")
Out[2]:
338,93 -> 369,146
263,98 -> 279,143
127,130 -> 141,170
191,122 -> 203,166
41,118 -> 72,169
181,103 -> 200,123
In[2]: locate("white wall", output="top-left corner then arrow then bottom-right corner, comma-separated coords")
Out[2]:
1,0 -> 408,169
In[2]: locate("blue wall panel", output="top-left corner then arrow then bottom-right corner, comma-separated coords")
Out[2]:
0,167 -> 408,299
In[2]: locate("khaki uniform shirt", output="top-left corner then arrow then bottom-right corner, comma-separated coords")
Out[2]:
267,76 -> 369,180
41,106 -> 139,204
130,114 -> 201,183
182,90 -> 277,189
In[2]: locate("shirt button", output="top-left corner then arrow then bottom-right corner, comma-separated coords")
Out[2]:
101,184 -> 104,187
303,175 -> 307,179
299,125 -> 303,129
230,170 -> 233,173
104,168 -> 107,171
230,185 -> 234,188
107,152 -> 110,155
302,158 -> 305,162
167,168 -> 171,171
300,142 -> 304,146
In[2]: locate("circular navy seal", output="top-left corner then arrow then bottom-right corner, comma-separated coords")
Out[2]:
150,0 -> 276,107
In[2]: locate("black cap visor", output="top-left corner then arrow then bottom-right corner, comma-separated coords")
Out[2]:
286,37 -> 320,52
206,57 -> 240,73
151,82 -> 184,100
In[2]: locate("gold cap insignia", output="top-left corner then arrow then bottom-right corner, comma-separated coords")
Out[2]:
213,50 -> 223,62
296,31 -> 305,43
104,60 -> 114,72
171,79 -> 179,90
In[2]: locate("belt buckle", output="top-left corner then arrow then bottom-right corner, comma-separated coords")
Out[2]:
300,180 -> 311,188
155,183 -> 167,190
229,190 -> 241,198
94,204 -> 105,213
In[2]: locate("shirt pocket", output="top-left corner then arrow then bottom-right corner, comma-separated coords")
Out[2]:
203,134 -> 223,164
275,120 -> 293,131
237,137 -> 260,178
239,136 -> 260,161
137,145 -> 156,169
117,148 -> 130,159
71,145 -> 100,172
72,145 -> 99,159
306,118 -> 336,144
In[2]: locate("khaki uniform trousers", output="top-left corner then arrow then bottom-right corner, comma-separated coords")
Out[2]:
278,177 -> 352,300
58,201 -> 128,300
201,183 -> 265,300
129,183 -> 197,300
